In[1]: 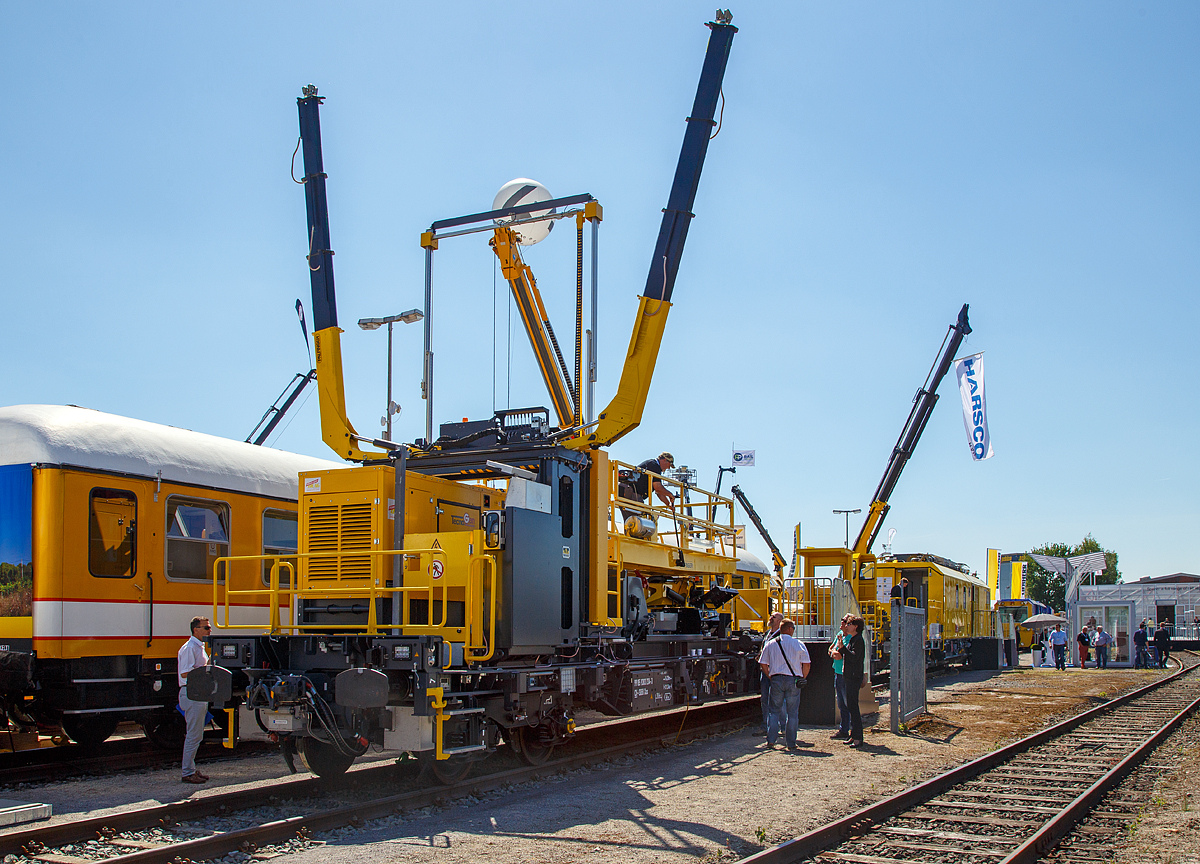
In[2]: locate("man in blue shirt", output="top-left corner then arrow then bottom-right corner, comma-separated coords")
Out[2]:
1047,623 -> 1069,671
1132,623 -> 1148,669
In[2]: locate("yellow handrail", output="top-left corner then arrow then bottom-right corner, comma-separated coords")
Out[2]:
465,555 -> 497,662
211,547 -> 455,635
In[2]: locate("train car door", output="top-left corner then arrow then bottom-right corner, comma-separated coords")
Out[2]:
0,464 -> 34,651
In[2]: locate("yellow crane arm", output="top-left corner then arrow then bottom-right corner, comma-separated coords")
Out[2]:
313,326 -> 385,462
852,500 -> 890,558
491,227 -> 576,428
564,294 -> 670,450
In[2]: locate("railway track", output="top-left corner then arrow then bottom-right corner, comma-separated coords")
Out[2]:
745,653 -> 1200,864
0,697 -> 756,864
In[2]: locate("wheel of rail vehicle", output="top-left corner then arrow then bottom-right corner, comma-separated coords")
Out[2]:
297,737 -> 356,777
512,724 -> 555,766
417,750 -> 474,785
60,712 -> 120,747
141,708 -> 186,750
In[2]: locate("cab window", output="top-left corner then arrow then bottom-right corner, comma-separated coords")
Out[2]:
262,509 -> 298,586
89,488 -> 137,578
166,497 -> 230,581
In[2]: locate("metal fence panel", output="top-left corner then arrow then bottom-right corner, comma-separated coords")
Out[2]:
890,598 -> 926,732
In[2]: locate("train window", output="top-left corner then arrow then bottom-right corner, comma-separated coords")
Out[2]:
89,488 -> 136,578
262,510 -> 298,587
559,476 -> 573,539
165,497 -> 230,582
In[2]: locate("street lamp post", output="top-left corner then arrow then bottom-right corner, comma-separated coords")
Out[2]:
832,508 -> 862,550
358,309 -> 423,441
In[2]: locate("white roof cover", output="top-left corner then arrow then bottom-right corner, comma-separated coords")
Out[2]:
0,405 -> 346,501
736,548 -> 772,577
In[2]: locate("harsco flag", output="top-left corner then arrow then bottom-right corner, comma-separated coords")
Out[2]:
955,353 -> 993,461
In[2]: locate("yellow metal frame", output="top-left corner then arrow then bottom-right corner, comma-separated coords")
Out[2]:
565,296 -> 671,451
312,326 -> 386,462
601,459 -> 764,627
491,226 -> 576,428
211,547 -> 496,641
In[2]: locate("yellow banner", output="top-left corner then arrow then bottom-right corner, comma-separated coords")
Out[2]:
987,548 -> 1001,601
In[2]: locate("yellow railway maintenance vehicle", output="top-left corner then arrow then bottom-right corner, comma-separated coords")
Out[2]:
0,404 -> 343,746
996,597 -> 1054,650
790,305 -> 997,671
194,15 -> 776,781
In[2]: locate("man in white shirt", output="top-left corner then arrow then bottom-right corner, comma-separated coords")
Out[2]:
758,618 -> 811,751
754,612 -> 785,736
1048,623 -> 1069,671
178,616 -> 211,784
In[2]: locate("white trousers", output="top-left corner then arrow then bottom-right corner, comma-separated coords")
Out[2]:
179,691 -> 208,777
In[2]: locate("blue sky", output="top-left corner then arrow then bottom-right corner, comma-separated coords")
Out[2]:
3,3 -> 1197,582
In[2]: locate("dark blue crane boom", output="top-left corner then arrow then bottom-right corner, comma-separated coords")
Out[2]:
851,303 -> 973,554
568,10 -> 737,450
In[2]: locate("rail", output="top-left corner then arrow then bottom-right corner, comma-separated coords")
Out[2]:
211,547 -> 495,639
743,654 -> 1200,864
0,700 -> 758,864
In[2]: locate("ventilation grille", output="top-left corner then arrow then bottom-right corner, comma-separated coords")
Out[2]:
305,502 -> 374,584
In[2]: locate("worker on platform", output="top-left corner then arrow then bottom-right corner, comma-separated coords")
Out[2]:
178,616 -> 212,784
758,618 -> 811,751
754,612 -> 784,736
618,452 -> 677,523
889,577 -> 909,605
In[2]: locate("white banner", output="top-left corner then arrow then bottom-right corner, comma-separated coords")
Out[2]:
732,449 -> 755,467
955,353 -> 993,461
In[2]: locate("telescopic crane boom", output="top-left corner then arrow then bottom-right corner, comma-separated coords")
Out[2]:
296,85 -> 388,462
730,484 -> 786,586
851,303 -> 972,555
566,11 -> 737,450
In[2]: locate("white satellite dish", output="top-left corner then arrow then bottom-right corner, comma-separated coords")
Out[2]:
492,178 -> 555,246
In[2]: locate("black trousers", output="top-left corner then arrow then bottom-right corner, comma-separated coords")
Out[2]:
843,676 -> 864,741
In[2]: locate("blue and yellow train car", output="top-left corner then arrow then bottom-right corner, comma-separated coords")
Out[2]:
996,597 -> 1054,649
0,404 -> 341,745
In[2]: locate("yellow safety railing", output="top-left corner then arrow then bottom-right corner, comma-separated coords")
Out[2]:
211,547 -> 495,640
465,555 -> 497,662
608,459 -> 738,556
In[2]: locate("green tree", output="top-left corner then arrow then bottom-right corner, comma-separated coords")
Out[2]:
1025,535 -> 1121,612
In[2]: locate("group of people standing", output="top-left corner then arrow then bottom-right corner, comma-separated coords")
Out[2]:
1076,624 -> 1114,669
1132,620 -> 1172,669
1044,620 -> 1172,670
755,611 -> 867,750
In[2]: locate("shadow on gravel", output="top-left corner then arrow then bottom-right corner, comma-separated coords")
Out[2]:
327,733 -> 785,860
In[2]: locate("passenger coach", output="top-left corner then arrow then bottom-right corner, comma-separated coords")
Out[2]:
0,404 -> 342,746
